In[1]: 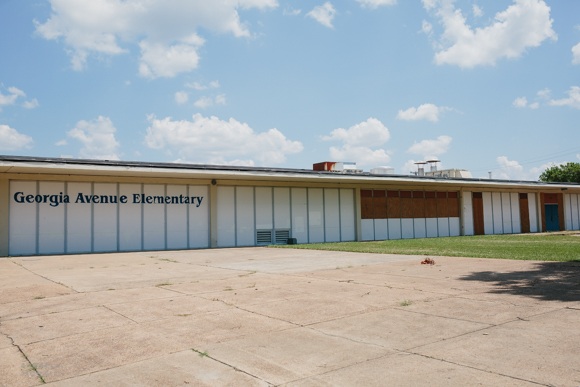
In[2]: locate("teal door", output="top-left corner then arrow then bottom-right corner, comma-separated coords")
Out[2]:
545,204 -> 560,231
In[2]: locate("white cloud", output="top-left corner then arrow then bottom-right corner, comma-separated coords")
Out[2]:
138,40 -> 203,78
549,86 -> 580,109
283,7 -> 301,16
23,98 -> 39,109
307,2 -> 336,29
67,116 -> 120,160
329,145 -> 391,167
144,114 -> 303,165
513,97 -> 528,108
537,88 -> 551,99
35,0 -> 278,78
322,118 -> 391,167
472,4 -> 483,17
422,20 -> 433,36
186,80 -> 221,90
0,124 -> 33,150
397,103 -> 449,122
495,156 -> 547,180
175,91 -> 189,105
512,96 -> 539,109
572,42 -> 580,65
0,86 -> 28,108
322,117 -> 390,147
194,94 -> 226,109
424,0 -> 556,68
356,0 -> 397,9
407,135 -> 452,158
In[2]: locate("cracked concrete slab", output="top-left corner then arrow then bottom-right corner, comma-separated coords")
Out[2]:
0,247 -> 578,386
204,327 -> 392,385
413,307 -> 580,386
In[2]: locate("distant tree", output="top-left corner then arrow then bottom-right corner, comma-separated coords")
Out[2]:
539,162 -> 580,183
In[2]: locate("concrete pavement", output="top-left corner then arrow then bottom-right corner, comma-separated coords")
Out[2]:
0,247 -> 579,386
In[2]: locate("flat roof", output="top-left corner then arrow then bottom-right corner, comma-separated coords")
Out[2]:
1,155 -> 579,191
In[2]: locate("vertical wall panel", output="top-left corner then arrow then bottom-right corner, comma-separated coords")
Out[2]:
449,218 -> 460,236
38,181 -> 65,254
291,188 -> 308,243
143,184 -> 166,250
501,192 -> 512,234
528,194 -> 538,233
274,187 -> 291,229
217,186 -> 235,247
93,183 -> 118,252
492,192 -> 503,234
9,181 -> 37,255
413,219 -> 427,238
571,194 -> 580,230
67,182 -> 92,253
426,218 -> 438,237
361,219 -> 375,241
463,192 -> 474,236
255,187 -> 273,230
324,189 -> 340,242
510,193 -> 521,234
437,218 -> 450,237
483,192 -> 494,235
374,219 -> 388,240
166,185 -> 188,250
119,184 -> 142,251
564,194 -> 572,230
388,219 -> 402,240
308,188 -> 325,242
236,187 -> 255,246
189,185 -> 209,248
340,189 -> 355,241
401,219 -> 414,239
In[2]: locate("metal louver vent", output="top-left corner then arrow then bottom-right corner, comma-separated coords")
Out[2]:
256,230 -> 273,245
275,229 -> 290,244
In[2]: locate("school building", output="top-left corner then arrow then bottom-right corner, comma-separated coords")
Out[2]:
1,155 -> 579,256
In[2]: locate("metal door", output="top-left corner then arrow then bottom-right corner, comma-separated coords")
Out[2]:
545,204 -> 560,231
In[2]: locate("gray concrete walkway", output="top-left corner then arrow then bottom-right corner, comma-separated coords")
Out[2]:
0,247 -> 579,386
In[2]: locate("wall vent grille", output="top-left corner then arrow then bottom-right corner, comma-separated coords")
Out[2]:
256,230 -> 273,245
274,229 -> 290,244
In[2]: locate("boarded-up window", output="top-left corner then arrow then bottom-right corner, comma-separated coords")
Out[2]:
361,190 -> 373,219
373,190 -> 387,219
400,191 -> 413,218
425,191 -> 437,218
412,191 -> 425,218
387,190 -> 400,218
436,192 -> 448,217
448,191 -> 459,217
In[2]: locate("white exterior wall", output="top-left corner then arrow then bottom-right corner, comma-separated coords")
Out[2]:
9,181 -> 210,256
462,191 -> 474,236
340,189 -> 356,241
236,187 -> 255,246
291,188 -> 308,243
564,193 -> 580,231
93,183 -> 117,252
217,186 -> 236,247
308,188 -> 325,243
324,189 -> 340,242
361,219 -> 374,241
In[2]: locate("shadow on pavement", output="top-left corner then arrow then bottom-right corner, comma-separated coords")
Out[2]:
459,261 -> 580,302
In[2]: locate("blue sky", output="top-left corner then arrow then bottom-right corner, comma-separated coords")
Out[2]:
1,0 -> 578,179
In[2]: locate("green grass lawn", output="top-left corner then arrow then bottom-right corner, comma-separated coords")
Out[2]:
274,234 -> 580,262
